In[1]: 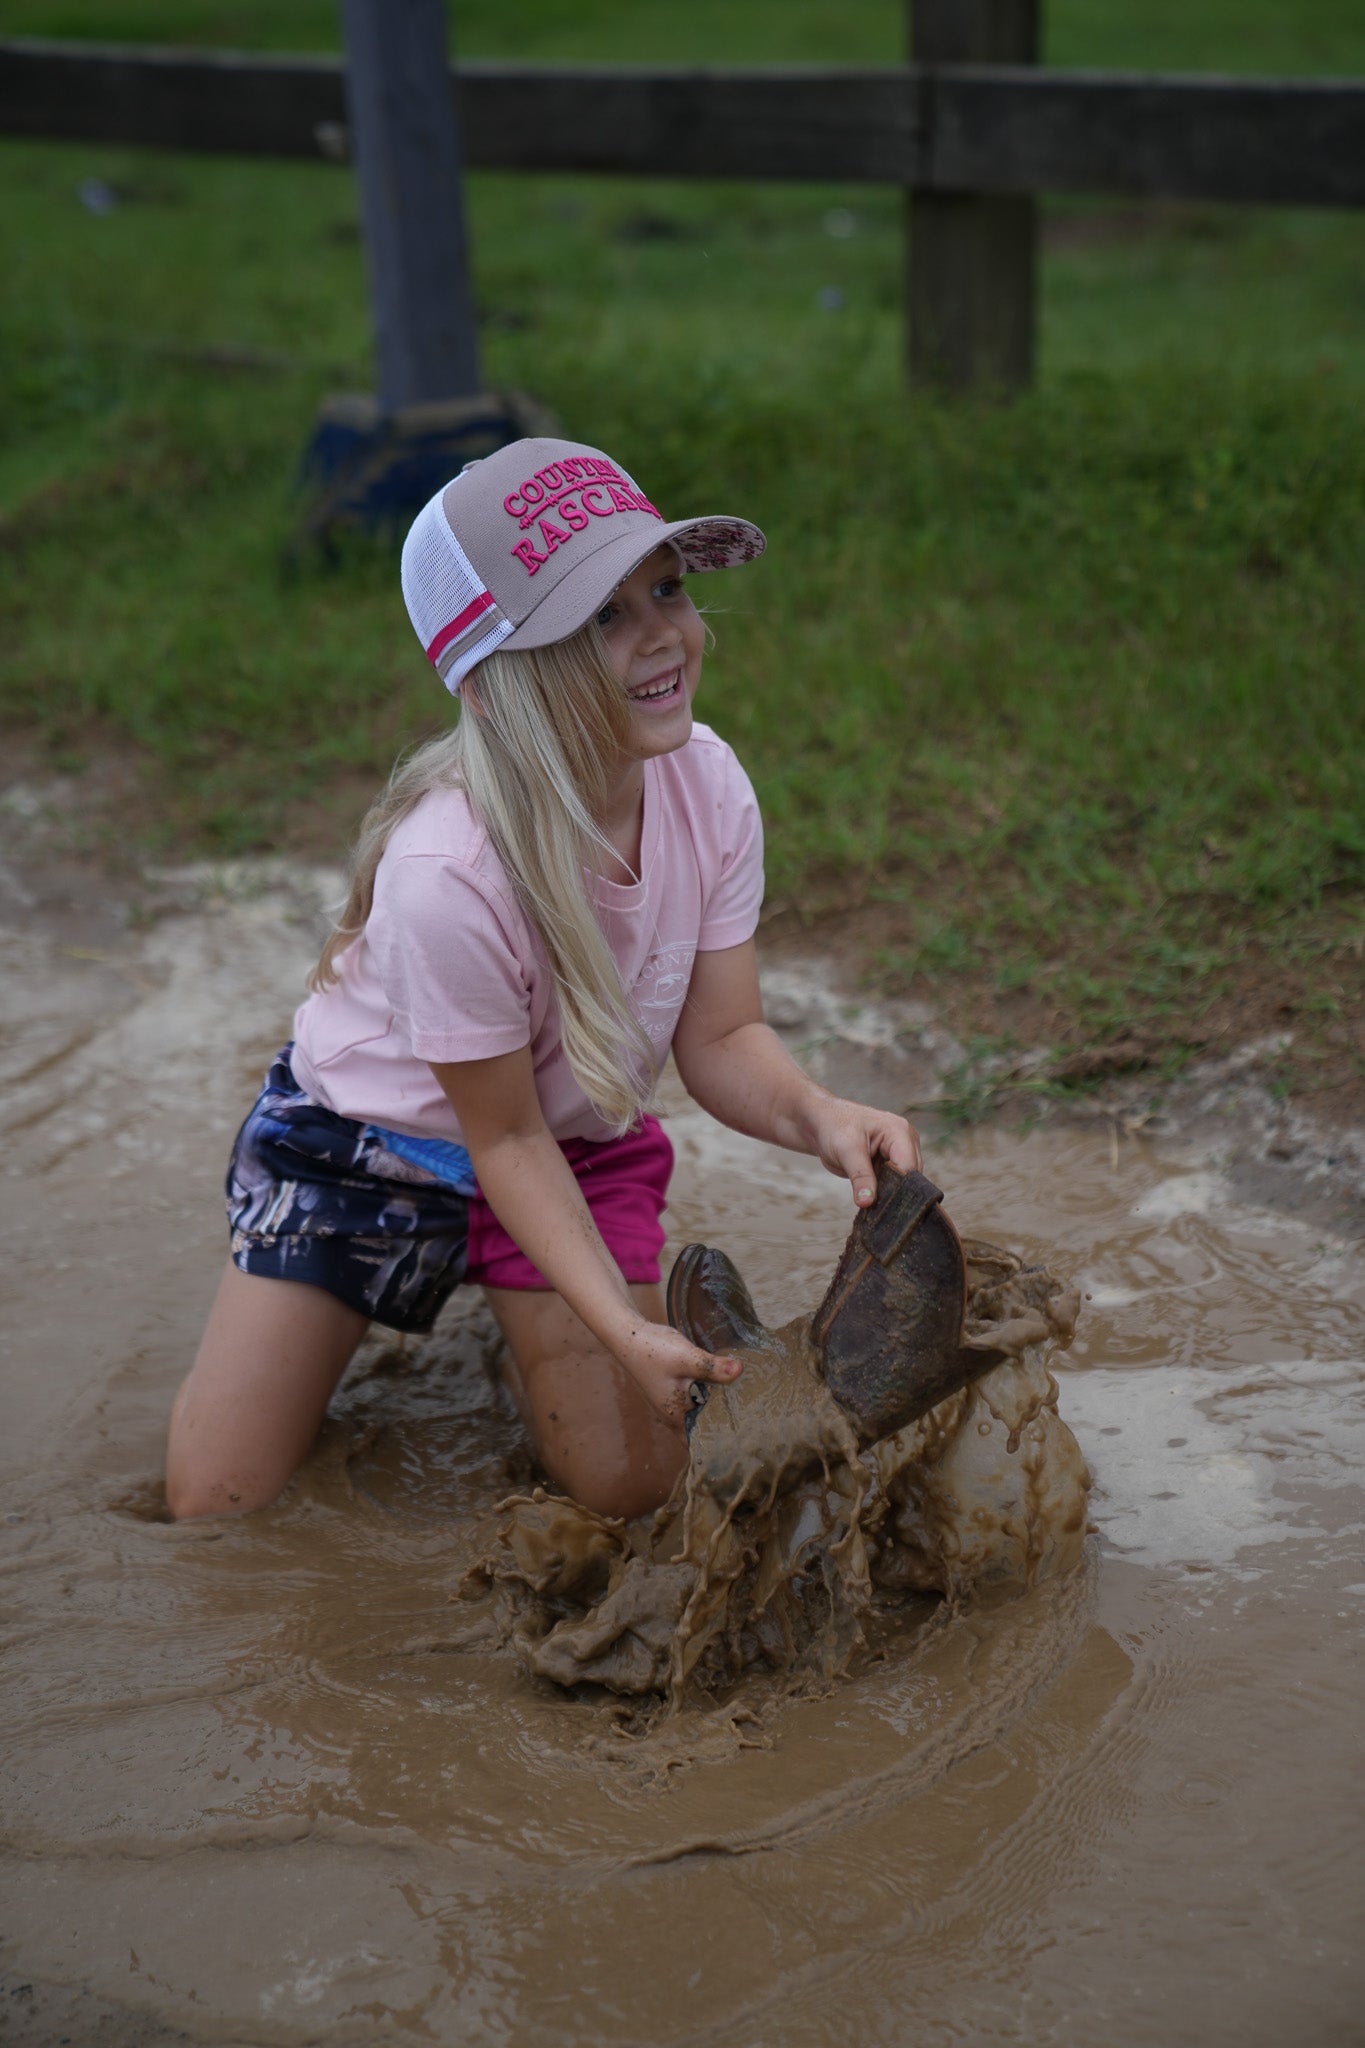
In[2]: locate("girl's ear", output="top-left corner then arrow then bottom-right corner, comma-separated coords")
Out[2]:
461,675 -> 486,718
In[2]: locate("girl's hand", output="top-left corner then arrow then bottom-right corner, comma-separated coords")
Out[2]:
613,1315 -> 743,1427
808,1099 -> 923,1208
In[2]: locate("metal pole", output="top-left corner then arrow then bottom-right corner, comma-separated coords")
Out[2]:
340,0 -> 481,410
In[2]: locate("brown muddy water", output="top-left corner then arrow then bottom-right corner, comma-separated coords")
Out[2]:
2,865 -> 1363,2047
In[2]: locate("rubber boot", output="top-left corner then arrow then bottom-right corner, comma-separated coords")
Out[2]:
667,1161 -> 995,1445
809,1162 -> 970,1442
665,1243 -> 769,1433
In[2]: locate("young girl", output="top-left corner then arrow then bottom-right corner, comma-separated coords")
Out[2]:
166,437 -> 922,1524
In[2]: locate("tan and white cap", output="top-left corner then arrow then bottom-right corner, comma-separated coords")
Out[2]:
400,436 -> 765,694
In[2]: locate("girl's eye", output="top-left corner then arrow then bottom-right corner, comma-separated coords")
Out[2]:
595,602 -> 619,629
654,577 -> 683,600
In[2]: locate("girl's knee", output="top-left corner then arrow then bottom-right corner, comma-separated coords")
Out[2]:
522,1372 -> 687,1522
544,1457 -> 680,1525
165,1263 -> 365,1519
165,1465 -> 281,1521
164,1414 -> 298,1519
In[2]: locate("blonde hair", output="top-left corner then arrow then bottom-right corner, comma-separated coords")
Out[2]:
311,620 -> 657,1132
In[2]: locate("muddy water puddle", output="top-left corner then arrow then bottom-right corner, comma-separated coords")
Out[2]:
1,873 -> 1363,2046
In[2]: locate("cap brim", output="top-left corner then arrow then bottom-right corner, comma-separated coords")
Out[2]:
499,514 -> 765,655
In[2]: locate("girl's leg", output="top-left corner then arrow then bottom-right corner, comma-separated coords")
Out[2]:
483,1281 -> 688,1523
166,1261 -> 370,1520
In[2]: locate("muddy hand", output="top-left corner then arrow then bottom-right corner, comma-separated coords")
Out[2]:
810,1099 -> 923,1207
617,1318 -> 742,1427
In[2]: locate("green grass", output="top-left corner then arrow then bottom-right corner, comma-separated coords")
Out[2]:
9,0 -> 1365,71
1,3 -> 1363,1077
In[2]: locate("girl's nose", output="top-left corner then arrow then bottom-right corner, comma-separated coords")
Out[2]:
640,598 -> 682,652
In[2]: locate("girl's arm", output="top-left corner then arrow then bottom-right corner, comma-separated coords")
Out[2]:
671,941 -> 922,1205
430,1049 -> 741,1421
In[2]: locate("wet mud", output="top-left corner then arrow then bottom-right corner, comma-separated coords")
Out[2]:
473,1241 -> 1086,1719
2,863 -> 1364,2047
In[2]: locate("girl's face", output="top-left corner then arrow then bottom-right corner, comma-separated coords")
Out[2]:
596,545 -> 705,765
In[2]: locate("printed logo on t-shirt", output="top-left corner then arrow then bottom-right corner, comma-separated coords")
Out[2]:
634,943 -> 697,1044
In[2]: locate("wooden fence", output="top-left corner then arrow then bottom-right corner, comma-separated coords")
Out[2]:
2,20 -> 1363,394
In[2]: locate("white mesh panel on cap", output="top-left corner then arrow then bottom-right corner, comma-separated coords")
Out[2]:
400,488 -> 511,696
445,612 -> 512,694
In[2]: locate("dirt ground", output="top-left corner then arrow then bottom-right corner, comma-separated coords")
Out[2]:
4,739 -> 1361,1244
763,887 -> 1365,1134
756,906 -> 1365,1246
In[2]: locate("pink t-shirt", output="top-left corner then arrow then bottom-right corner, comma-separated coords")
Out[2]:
291,723 -> 764,1146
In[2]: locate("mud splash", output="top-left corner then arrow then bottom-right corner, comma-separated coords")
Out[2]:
473,1242 -> 1087,1715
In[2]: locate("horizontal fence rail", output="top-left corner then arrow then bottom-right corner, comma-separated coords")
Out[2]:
2,38 -> 1364,206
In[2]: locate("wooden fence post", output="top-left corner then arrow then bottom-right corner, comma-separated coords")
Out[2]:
339,0 -> 481,408
908,0 -> 1040,394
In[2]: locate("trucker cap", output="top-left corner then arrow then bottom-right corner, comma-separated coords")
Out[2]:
400,436 -> 765,693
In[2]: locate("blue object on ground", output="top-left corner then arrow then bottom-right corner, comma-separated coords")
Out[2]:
296,391 -> 542,548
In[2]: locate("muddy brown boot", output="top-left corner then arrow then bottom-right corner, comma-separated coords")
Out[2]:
667,1163 -> 997,1446
666,1244 -> 768,1347
810,1161 -> 979,1443
664,1243 -> 772,1433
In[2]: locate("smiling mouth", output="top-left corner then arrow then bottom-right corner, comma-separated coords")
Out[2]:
627,668 -> 683,704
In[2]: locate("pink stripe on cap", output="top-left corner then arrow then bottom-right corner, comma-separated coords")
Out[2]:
427,588 -> 496,663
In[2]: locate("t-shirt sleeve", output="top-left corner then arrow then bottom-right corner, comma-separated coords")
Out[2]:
697,747 -> 766,951
369,852 -> 532,1063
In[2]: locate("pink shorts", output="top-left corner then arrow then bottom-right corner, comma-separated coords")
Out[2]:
465,1114 -> 674,1291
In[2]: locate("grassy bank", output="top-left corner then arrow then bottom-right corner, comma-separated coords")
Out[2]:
1,4 -> 1363,1099
10,0 -> 1365,71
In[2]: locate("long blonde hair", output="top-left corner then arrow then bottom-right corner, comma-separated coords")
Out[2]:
311,620 -> 657,1132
